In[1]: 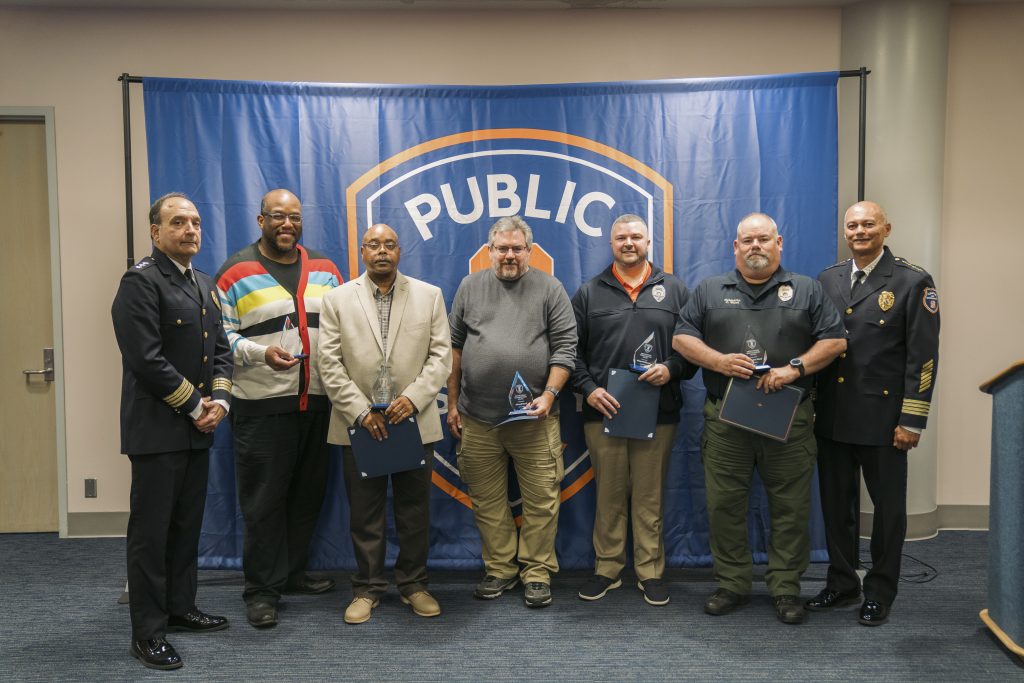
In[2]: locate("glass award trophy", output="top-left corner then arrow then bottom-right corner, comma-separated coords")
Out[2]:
742,325 -> 770,374
370,364 -> 396,410
630,332 -> 657,373
507,371 -> 534,416
280,317 -> 308,359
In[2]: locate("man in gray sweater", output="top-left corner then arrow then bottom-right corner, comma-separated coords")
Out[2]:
447,216 -> 577,608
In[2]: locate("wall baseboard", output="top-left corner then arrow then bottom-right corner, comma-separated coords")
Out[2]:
68,506 -> 990,540
861,504 -> 989,541
66,512 -> 128,537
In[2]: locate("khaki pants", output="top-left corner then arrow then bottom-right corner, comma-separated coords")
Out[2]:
458,414 -> 564,584
583,422 -> 677,582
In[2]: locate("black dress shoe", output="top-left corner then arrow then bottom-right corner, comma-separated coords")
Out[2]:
704,588 -> 750,616
246,601 -> 278,628
805,587 -> 862,612
168,609 -> 230,632
859,599 -> 890,626
284,575 -> 336,595
774,595 -> 806,624
130,638 -> 182,670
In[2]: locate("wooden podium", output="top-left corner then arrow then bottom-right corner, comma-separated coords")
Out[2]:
979,361 -> 1024,659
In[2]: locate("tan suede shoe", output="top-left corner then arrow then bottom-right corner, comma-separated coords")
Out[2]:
400,591 -> 441,617
344,596 -> 379,624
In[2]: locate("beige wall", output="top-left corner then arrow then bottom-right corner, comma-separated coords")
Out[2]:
0,6 -> 840,517
937,3 -> 1024,507
23,5 -> 1023,521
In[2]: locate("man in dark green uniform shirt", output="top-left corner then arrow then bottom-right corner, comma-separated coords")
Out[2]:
673,212 -> 845,624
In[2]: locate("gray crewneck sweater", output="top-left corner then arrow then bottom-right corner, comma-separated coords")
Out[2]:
449,268 -> 577,424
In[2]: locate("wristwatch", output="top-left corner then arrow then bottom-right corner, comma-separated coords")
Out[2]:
544,386 -> 560,398
788,358 -> 805,378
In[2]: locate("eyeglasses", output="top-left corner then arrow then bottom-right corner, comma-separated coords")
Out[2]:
362,240 -> 398,252
262,212 -> 303,224
492,245 -> 527,255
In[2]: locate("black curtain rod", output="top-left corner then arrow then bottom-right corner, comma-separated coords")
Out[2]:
117,68 -> 871,268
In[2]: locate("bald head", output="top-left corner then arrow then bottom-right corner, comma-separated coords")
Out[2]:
844,200 -> 891,267
361,223 -> 400,285
734,212 -> 783,283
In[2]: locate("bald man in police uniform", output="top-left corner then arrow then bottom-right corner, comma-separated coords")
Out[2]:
112,192 -> 233,670
808,201 -> 940,627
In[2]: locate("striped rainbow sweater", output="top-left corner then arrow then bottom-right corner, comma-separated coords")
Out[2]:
215,243 -> 342,415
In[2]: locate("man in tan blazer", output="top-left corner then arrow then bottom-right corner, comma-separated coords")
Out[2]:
318,223 -> 452,625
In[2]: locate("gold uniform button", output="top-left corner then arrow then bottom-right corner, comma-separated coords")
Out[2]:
203,355 -> 208,363
845,307 -> 853,315
198,382 -> 205,389
879,319 -> 886,325
202,308 -> 207,316
176,319 -> 182,325
837,377 -> 845,383
883,389 -> 889,396
203,331 -> 208,339
839,352 -> 847,359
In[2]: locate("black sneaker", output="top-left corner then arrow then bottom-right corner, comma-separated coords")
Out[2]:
578,575 -> 622,601
474,575 -> 519,600
637,578 -> 670,606
523,582 -> 552,608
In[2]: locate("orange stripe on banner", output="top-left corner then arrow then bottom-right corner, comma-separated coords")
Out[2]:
431,471 -> 473,510
560,466 -> 595,502
345,128 -> 675,279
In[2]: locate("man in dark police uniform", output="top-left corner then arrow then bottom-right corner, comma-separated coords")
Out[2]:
112,193 -> 233,670
808,200 -> 940,626
673,212 -> 846,625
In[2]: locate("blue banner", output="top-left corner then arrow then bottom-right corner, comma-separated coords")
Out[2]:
143,73 -> 837,571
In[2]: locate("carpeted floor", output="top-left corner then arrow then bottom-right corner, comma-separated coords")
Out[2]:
0,530 -> 1019,681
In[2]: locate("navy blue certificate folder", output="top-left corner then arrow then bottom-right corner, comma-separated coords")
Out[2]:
347,416 -> 426,479
602,368 -> 660,440
717,377 -> 804,442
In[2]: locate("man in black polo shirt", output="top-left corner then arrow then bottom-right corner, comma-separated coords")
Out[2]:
673,212 -> 845,624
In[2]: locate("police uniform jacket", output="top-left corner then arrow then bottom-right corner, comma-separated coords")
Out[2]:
571,264 -> 696,424
112,248 -> 233,455
814,247 -> 939,446
675,266 -> 846,399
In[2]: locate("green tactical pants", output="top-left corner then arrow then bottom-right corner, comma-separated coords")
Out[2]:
701,397 -> 817,597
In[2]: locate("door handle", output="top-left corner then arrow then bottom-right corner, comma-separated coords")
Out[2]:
22,347 -> 54,382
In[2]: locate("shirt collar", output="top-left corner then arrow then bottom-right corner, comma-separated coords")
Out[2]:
852,250 -> 885,279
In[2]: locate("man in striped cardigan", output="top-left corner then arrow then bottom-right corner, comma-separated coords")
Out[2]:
215,189 -> 343,629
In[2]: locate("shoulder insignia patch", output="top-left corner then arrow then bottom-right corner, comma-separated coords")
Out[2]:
821,259 -> 851,272
133,257 -> 154,270
922,287 -> 939,314
878,291 -> 895,312
895,256 -> 924,272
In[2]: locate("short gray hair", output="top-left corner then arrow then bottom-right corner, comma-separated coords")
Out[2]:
488,215 -> 533,249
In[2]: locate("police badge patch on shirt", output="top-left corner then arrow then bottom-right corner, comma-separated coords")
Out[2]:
922,287 -> 939,314
652,284 -> 666,302
778,284 -> 793,302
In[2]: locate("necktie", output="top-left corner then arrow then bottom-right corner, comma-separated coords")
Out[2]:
850,269 -> 865,296
184,268 -> 203,301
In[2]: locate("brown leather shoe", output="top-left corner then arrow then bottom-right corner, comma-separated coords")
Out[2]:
401,591 -> 441,618
344,596 -> 380,624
